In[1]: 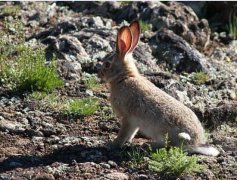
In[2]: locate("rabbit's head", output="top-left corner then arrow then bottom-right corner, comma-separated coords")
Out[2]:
98,21 -> 141,83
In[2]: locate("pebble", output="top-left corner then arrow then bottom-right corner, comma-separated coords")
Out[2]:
136,174 -> 149,179
0,119 -> 26,133
100,162 -> 110,169
228,90 -> 236,100
0,175 -> 11,180
105,172 -> 129,180
108,160 -> 118,168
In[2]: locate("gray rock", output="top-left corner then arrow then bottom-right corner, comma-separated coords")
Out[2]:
152,2 -> 210,50
57,35 -> 90,63
105,172 -> 129,180
152,29 -> 210,73
136,174 -> 149,179
100,162 -> 110,169
26,129 -> 44,137
0,175 -> 11,180
30,21 -> 77,40
175,90 -> 192,106
0,119 -> 26,133
32,136 -> 44,144
108,160 -> 118,168
88,34 -> 113,52
133,42 -> 161,73
43,35 -> 89,81
58,59 -> 82,81
228,90 -> 236,100
203,102 -> 237,128
72,2 -> 211,50
86,16 -> 104,28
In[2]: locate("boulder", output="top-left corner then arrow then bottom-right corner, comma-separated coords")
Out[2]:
151,29 -> 210,73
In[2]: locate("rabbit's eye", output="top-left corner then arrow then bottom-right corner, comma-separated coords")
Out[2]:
104,62 -> 111,69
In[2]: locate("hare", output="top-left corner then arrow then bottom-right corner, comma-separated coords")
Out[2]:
98,21 -> 219,156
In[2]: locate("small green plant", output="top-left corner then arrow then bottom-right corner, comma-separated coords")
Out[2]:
28,91 -> 55,101
120,1 -> 132,6
63,97 -> 99,117
148,135 -> 204,177
2,5 -> 21,16
127,146 -> 150,167
227,12 -> 237,39
100,106 -> 114,120
82,74 -> 102,91
191,72 -> 209,85
29,93 -> 100,117
139,20 -> 151,32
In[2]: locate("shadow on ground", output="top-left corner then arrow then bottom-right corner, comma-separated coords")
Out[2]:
0,144 -> 135,173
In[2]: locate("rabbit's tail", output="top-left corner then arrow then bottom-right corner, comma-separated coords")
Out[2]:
178,132 -> 219,156
187,145 -> 220,156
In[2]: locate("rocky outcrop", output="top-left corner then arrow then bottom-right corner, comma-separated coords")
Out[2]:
151,29 -> 210,73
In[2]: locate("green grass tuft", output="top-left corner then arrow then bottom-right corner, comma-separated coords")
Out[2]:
82,73 -> 102,91
120,1 -> 132,6
2,5 -> 21,16
0,18 -> 63,93
27,91 -> 63,110
227,12 -> 237,39
63,97 -> 99,117
127,146 -> 150,168
191,72 -> 209,85
28,92 -> 100,118
139,20 -> 151,32
99,106 -> 114,120
15,47 -> 63,92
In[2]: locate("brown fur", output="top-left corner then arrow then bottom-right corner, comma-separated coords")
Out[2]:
98,21 -> 219,156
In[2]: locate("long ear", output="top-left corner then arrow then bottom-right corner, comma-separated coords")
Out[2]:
129,21 -> 140,52
116,26 -> 132,57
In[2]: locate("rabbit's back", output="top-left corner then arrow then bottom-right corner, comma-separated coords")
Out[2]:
110,76 -> 205,145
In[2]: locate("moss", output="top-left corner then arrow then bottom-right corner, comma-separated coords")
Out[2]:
2,5 -> 21,16
192,72 -> 209,85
